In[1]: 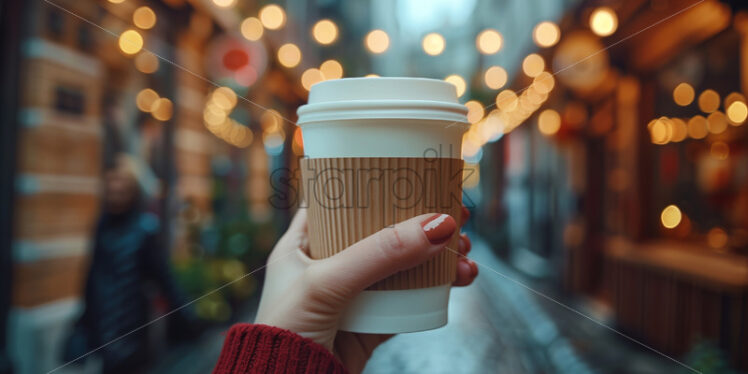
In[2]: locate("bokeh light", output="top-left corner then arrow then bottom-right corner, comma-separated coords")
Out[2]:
240,17 -> 263,41
538,109 -> 561,135
710,141 -> 729,160
465,100 -> 485,124
726,101 -> 747,125
698,89 -> 720,113
687,115 -> 708,139
533,72 -> 555,94
533,21 -> 560,48
672,82 -> 694,106
484,66 -> 507,90
259,4 -> 286,30
212,0 -> 235,8
150,98 -> 173,121
707,111 -> 727,134
301,68 -> 324,90
312,19 -> 338,45
444,74 -> 466,97
707,227 -> 728,249
277,43 -> 301,68
496,90 -> 518,112
660,205 -> 682,229
135,51 -> 159,74
133,6 -> 156,30
670,118 -> 688,142
365,29 -> 389,54
422,33 -> 445,56
590,7 -> 618,37
119,29 -> 143,55
476,29 -> 502,54
136,89 -> 159,112
320,59 -> 343,80
522,54 -> 545,78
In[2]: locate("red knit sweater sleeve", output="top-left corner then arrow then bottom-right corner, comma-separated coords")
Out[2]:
212,323 -> 348,374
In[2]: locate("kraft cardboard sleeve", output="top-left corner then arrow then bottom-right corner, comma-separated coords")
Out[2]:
300,157 -> 464,290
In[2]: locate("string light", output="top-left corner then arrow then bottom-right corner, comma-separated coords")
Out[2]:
496,90 -> 518,112
698,89 -> 720,113
150,98 -> 173,121
707,227 -> 728,249
673,82 -> 695,106
133,6 -> 156,29
240,17 -> 263,41
484,66 -> 507,90
444,74 -> 466,97
212,0 -> 235,8
476,29 -> 502,54
726,101 -> 747,125
422,33 -> 445,56
538,109 -> 561,135
589,7 -> 618,36
312,19 -> 338,45
212,87 -> 237,111
277,43 -> 301,68
533,21 -> 560,48
365,74 -> 379,78
119,29 -> 143,55
465,101 -> 485,124
533,72 -> 555,94
135,51 -> 159,73
706,111 -> 727,134
522,54 -> 545,78
687,115 -> 708,139
660,205 -> 682,229
136,89 -> 159,112
365,29 -> 389,54
670,118 -> 688,142
301,68 -> 324,90
320,60 -> 343,80
259,4 -> 286,30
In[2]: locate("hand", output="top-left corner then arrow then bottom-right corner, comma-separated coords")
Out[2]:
255,208 -> 477,373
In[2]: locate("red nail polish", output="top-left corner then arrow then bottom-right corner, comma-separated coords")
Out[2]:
421,214 -> 457,245
468,260 -> 478,277
461,207 -> 470,222
460,234 -> 471,254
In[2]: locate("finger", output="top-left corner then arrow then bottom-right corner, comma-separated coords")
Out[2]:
461,206 -> 470,227
272,209 -> 308,257
458,233 -> 471,255
309,213 -> 457,301
453,258 -> 478,287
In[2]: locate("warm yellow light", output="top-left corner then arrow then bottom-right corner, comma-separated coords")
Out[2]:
649,118 -> 671,144
522,54 -> 545,78
133,6 -> 156,30
312,19 -> 338,45
710,141 -> 729,160
135,51 -> 159,73
320,59 -> 343,80
465,100 -> 485,124
687,115 -> 708,139
698,89 -> 720,113
533,21 -> 560,48
277,43 -> 301,68
724,92 -> 746,109
590,7 -> 618,37
259,4 -> 286,30
672,82 -> 694,106
533,72 -> 555,94
136,89 -> 159,112
496,90 -> 518,112
476,29 -> 502,54
444,74 -> 466,97
212,0 -> 235,8
707,227 -> 728,249
707,111 -> 727,134
422,33 -> 445,56
365,74 -> 379,78
108,0 -> 125,3
365,29 -> 389,54
301,68 -> 324,91
150,98 -> 173,121
484,66 -> 507,90
240,17 -> 263,41
538,109 -> 561,135
670,118 -> 688,142
212,87 -> 237,111
204,106 -> 227,127
726,101 -> 747,125
119,29 -> 143,55
660,205 -> 682,229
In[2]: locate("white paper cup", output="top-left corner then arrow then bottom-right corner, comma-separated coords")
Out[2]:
297,77 -> 469,333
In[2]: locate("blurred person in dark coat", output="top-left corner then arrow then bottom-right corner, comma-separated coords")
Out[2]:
64,154 -> 199,373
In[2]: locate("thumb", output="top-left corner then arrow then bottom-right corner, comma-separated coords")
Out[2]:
306,213 -> 457,305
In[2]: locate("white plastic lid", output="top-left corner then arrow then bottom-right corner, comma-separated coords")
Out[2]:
297,77 -> 469,125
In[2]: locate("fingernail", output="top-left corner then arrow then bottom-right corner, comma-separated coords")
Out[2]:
468,259 -> 478,277
462,207 -> 470,222
459,234 -> 471,254
421,214 -> 457,245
